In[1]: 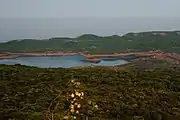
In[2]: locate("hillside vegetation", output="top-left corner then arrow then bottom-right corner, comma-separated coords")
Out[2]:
0,31 -> 180,53
0,65 -> 180,120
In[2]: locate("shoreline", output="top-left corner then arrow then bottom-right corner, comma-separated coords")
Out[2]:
0,52 -> 139,63
1,50 -> 180,64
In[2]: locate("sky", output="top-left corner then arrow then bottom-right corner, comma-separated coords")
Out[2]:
0,0 -> 180,41
0,0 -> 180,18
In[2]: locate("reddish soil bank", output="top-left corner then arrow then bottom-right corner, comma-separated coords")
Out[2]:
1,50 -> 180,64
8,52 -> 78,56
0,55 -> 13,59
83,57 -> 101,63
0,54 -> 19,59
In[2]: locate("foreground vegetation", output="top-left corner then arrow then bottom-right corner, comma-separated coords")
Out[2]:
0,31 -> 180,53
0,64 -> 180,120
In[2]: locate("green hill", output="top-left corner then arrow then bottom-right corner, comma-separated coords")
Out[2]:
0,65 -> 180,119
0,31 -> 180,53
76,34 -> 101,40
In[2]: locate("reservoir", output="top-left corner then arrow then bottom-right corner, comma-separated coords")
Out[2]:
0,55 -> 128,68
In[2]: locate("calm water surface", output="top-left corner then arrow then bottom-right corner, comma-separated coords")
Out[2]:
0,55 -> 127,68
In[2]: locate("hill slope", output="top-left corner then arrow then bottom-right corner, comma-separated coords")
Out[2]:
0,31 -> 180,53
0,65 -> 180,119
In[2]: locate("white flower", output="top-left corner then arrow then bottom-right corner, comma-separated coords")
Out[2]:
77,104 -> 81,108
76,82 -> 81,86
81,92 -> 84,96
76,110 -> 79,114
78,93 -> 81,97
75,91 -> 79,96
70,104 -> 74,109
70,108 -> 75,113
71,93 -> 75,98
63,116 -> 69,119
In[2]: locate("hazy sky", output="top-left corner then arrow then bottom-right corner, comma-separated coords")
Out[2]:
0,0 -> 179,41
0,0 -> 180,18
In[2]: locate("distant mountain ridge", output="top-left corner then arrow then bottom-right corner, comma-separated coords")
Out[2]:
0,31 -> 180,53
